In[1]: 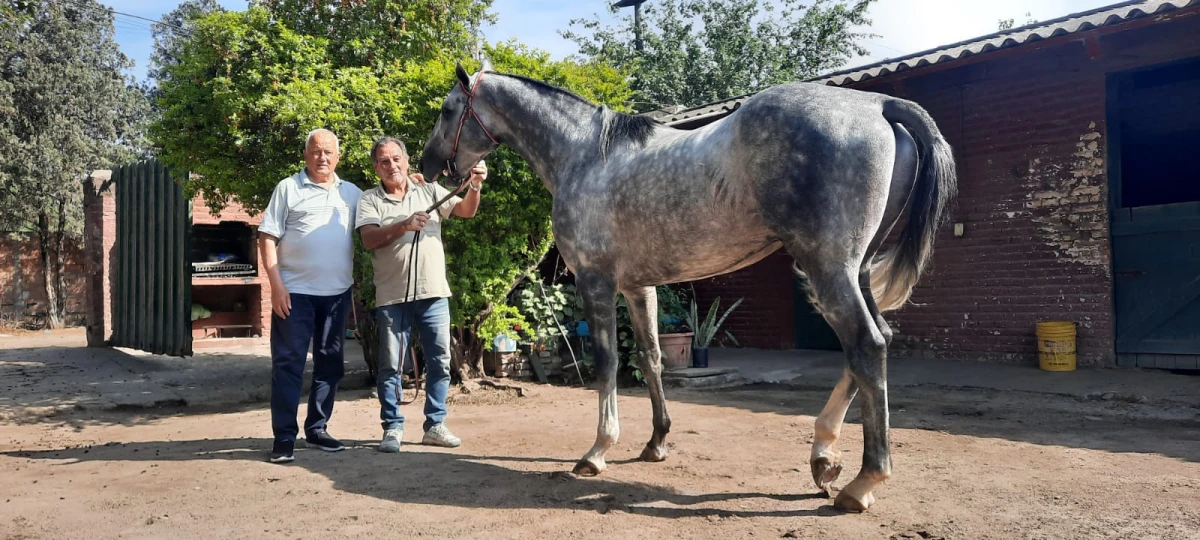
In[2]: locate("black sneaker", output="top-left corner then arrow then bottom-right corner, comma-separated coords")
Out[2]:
269,440 -> 294,463
306,430 -> 345,452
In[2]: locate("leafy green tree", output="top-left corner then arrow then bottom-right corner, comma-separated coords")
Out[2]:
561,0 -> 875,112
149,0 -> 226,90
250,0 -> 494,70
151,3 -> 632,377
0,0 -> 150,328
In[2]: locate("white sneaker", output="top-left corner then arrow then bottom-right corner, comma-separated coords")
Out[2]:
378,428 -> 403,453
422,424 -> 461,448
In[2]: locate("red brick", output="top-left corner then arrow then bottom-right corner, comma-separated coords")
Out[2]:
0,234 -> 86,326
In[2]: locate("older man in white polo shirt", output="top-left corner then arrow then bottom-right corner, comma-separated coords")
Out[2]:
258,128 -> 362,464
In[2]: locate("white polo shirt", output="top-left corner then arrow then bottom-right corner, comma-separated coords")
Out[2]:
258,169 -> 362,296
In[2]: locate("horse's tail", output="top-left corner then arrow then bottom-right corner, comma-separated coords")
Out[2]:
869,98 -> 958,312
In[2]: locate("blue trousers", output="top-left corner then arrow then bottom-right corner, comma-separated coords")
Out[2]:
376,298 -> 452,432
270,290 -> 350,442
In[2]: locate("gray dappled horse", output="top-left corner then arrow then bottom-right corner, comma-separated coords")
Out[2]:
420,59 -> 956,512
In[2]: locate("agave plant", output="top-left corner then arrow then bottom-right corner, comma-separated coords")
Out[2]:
685,296 -> 744,349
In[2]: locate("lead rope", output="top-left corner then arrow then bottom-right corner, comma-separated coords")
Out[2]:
396,227 -> 422,406
395,182 -> 429,407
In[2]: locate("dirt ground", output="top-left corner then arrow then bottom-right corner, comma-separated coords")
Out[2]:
2,339 -> 1200,539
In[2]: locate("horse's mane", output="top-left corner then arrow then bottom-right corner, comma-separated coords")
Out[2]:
599,109 -> 658,159
499,73 -> 661,159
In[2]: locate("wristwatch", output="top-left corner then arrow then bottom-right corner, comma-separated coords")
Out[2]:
468,181 -> 482,192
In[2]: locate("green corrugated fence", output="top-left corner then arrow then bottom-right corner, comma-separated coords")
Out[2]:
111,159 -> 192,356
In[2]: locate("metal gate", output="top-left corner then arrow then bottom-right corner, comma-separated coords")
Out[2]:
111,159 -> 193,356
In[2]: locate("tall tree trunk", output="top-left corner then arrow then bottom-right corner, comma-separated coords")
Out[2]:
53,198 -> 67,327
37,211 -> 63,329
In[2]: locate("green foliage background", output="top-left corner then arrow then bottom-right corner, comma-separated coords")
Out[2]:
150,2 -> 632,374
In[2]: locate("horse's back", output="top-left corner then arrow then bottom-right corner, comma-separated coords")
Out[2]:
719,82 -> 906,253
728,82 -> 890,143
741,81 -> 887,115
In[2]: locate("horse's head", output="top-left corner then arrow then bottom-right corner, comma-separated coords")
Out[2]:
419,58 -> 501,183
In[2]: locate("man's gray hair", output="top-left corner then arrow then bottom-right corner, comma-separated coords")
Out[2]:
305,128 -> 339,153
370,136 -> 408,162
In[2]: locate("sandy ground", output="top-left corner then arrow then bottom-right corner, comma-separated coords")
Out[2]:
2,382 -> 1199,539
2,330 -> 1200,539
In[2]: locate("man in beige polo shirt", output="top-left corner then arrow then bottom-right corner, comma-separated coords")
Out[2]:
356,136 -> 486,453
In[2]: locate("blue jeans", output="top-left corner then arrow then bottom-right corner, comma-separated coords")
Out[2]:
270,290 -> 350,443
376,298 -> 452,432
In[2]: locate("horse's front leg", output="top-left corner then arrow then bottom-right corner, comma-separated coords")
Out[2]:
572,272 -> 620,476
623,286 -> 671,462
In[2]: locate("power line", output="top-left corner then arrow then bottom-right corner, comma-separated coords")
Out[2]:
60,0 -> 192,36
113,23 -> 153,34
112,16 -> 157,31
864,40 -> 906,56
113,14 -> 158,29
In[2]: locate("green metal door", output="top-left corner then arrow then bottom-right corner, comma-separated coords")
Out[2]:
111,159 -> 192,356
1108,58 -> 1200,369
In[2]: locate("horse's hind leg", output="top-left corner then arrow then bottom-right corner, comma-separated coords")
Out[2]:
623,286 -> 672,462
572,272 -> 620,476
811,367 -> 858,493
800,262 -> 891,512
809,267 -> 897,495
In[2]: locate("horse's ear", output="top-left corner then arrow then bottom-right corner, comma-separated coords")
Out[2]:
455,61 -> 470,88
480,55 -> 493,73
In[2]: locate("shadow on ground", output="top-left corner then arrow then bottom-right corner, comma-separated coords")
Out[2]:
3,438 -> 841,518
613,379 -> 1200,466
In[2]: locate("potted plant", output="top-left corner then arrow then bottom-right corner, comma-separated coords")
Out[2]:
685,296 -> 743,368
655,285 -> 694,369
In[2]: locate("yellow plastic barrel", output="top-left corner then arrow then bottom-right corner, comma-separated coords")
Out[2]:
1036,321 -> 1077,372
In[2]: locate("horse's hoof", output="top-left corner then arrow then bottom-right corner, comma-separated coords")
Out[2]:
833,490 -> 875,513
572,459 -> 605,476
639,443 -> 668,462
811,456 -> 843,493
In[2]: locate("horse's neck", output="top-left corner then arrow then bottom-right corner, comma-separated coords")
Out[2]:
487,76 -> 600,195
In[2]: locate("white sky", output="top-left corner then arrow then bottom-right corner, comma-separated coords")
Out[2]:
106,0 -> 1125,81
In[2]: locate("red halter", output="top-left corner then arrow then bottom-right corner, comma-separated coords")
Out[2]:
422,70 -> 500,214
446,70 -> 499,180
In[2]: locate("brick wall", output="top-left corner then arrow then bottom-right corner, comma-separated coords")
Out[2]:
871,45 -> 1114,366
192,197 -> 264,227
83,171 -> 116,344
190,195 -> 273,339
689,251 -> 796,349
687,14 -> 1200,367
0,233 -> 86,327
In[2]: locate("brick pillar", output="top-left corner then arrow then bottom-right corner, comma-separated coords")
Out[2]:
83,170 -> 116,347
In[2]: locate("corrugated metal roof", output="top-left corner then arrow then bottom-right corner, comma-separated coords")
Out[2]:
656,0 -> 1200,126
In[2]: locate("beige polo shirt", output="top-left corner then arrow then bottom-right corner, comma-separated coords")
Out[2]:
355,181 -> 463,307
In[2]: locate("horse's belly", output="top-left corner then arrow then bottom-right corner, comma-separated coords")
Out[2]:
617,235 -> 782,287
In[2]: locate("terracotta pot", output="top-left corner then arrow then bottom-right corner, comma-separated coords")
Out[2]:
658,332 -> 694,369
